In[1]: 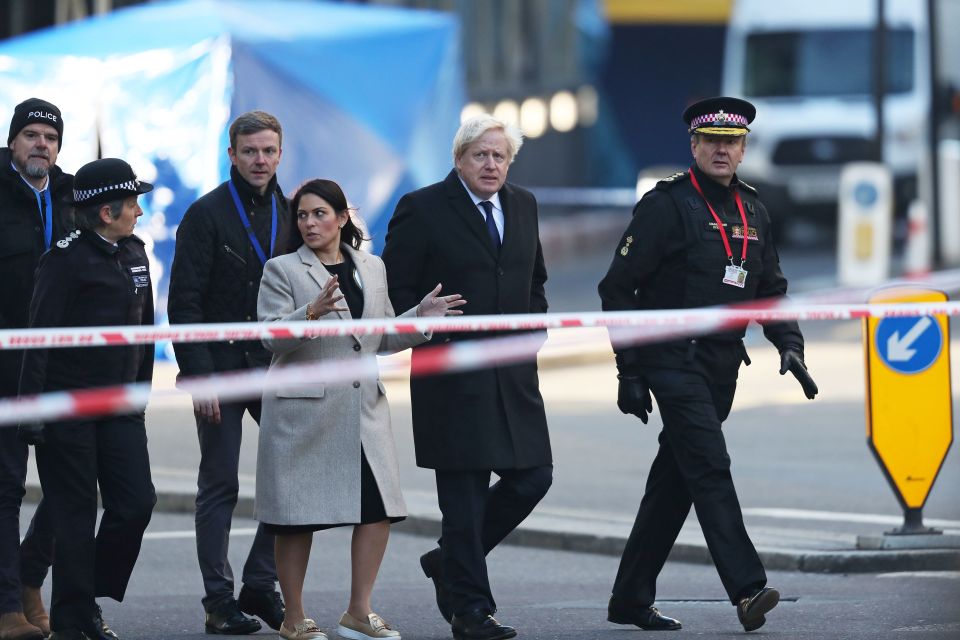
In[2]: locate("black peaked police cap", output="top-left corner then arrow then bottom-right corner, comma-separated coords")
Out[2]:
683,96 -> 756,136
66,158 -> 153,207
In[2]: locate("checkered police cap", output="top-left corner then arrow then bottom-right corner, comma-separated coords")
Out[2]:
65,158 -> 153,207
683,96 -> 756,136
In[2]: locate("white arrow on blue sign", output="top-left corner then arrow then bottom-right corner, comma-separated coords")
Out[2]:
875,316 -> 943,374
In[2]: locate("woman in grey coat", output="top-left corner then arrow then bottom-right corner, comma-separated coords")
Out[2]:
256,179 -> 465,640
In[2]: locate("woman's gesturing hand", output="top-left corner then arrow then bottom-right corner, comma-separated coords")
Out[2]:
417,283 -> 466,317
307,275 -> 348,319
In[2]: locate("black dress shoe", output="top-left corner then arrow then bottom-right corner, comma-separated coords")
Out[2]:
607,596 -> 681,630
450,609 -> 516,640
737,587 -> 779,632
90,605 -> 119,640
204,598 -> 262,635
237,585 -> 285,630
48,631 -> 90,640
420,548 -> 453,623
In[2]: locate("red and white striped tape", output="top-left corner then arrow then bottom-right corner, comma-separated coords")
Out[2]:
1,299 -> 960,351
0,294 -> 956,427
0,331 -> 562,426
4,270 -> 960,426
6,267 -> 960,351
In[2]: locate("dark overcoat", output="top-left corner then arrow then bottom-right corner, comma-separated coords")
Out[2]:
0,147 -> 73,397
381,170 -> 551,471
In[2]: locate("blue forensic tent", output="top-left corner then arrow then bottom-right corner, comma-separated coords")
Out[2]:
0,0 -> 464,330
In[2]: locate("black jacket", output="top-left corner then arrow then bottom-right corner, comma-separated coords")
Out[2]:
0,147 -> 74,397
598,164 -> 803,381
168,167 -> 292,378
381,170 -> 551,470
19,230 -> 154,396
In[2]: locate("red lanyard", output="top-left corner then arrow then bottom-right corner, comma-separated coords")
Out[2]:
688,168 -> 749,265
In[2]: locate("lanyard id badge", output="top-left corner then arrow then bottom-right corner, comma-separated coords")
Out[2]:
723,262 -> 747,288
688,169 -> 750,288
227,181 -> 278,266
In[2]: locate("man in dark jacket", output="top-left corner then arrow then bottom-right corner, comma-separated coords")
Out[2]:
167,111 -> 290,635
20,158 -> 157,640
382,114 -> 552,640
0,98 -> 72,640
598,97 -> 818,633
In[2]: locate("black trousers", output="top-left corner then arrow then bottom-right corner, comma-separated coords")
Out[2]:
612,368 -> 766,606
0,425 -> 54,614
195,399 -> 276,610
435,465 -> 553,616
35,413 -> 156,633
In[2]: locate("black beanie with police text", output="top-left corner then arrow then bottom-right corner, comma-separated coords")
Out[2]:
7,98 -> 63,148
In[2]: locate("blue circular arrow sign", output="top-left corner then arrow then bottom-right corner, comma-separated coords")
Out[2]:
875,316 -> 942,374
854,181 -> 879,207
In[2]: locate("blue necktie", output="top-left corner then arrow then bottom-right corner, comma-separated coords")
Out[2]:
480,200 -> 500,251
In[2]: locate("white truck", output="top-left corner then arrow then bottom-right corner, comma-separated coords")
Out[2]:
722,0 -> 929,236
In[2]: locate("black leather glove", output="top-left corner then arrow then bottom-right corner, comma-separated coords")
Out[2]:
17,422 -> 46,445
617,374 -> 653,424
779,349 -> 818,400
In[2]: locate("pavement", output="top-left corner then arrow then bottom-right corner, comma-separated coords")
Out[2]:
24,449 -> 960,576
24,506 -> 960,640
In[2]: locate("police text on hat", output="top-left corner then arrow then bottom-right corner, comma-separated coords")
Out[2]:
7,98 -> 64,148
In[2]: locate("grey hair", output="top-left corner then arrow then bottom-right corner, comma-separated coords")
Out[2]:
452,114 -> 524,165
75,199 -> 124,231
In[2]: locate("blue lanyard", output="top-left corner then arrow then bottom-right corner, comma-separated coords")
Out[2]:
35,188 -> 53,249
227,180 -> 277,266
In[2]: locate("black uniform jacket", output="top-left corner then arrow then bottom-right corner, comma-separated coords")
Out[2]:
167,167 -> 292,378
19,230 -> 154,397
598,164 -> 803,381
381,169 -> 551,471
0,148 -> 74,397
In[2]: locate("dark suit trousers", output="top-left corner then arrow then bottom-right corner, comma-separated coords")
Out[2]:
612,368 -> 766,606
35,414 -> 155,632
0,425 -> 54,614
195,399 -> 276,610
435,465 -> 553,615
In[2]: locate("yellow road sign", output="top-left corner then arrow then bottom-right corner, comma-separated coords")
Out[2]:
864,287 -> 953,509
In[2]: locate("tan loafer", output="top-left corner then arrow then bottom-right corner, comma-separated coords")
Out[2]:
0,612 -> 44,640
21,587 -> 49,637
279,618 -> 328,640
337,612 -> 400,639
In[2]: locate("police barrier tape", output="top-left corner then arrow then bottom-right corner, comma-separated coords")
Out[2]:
10,264 -> 960,352
6,264 -> 960,427
3,299 -> 960,352
2,290 -> 960,427
0,330 -> 567,427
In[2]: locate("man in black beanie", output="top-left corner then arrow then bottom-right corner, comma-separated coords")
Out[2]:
0,97 -> 72,640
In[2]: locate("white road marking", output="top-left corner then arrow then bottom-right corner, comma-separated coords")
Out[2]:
878,571 -> 960,579
143,527 -> 258,540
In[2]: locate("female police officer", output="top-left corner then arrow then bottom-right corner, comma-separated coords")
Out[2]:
19,158 -> 156,640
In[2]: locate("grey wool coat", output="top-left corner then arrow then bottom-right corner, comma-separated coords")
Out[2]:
254,243 -> 428,526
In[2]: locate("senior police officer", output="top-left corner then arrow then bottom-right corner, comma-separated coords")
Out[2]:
0,97 -> 73,640
598,97 -> 818,633
167,111 -> 289,635
18,158 -> 157,640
